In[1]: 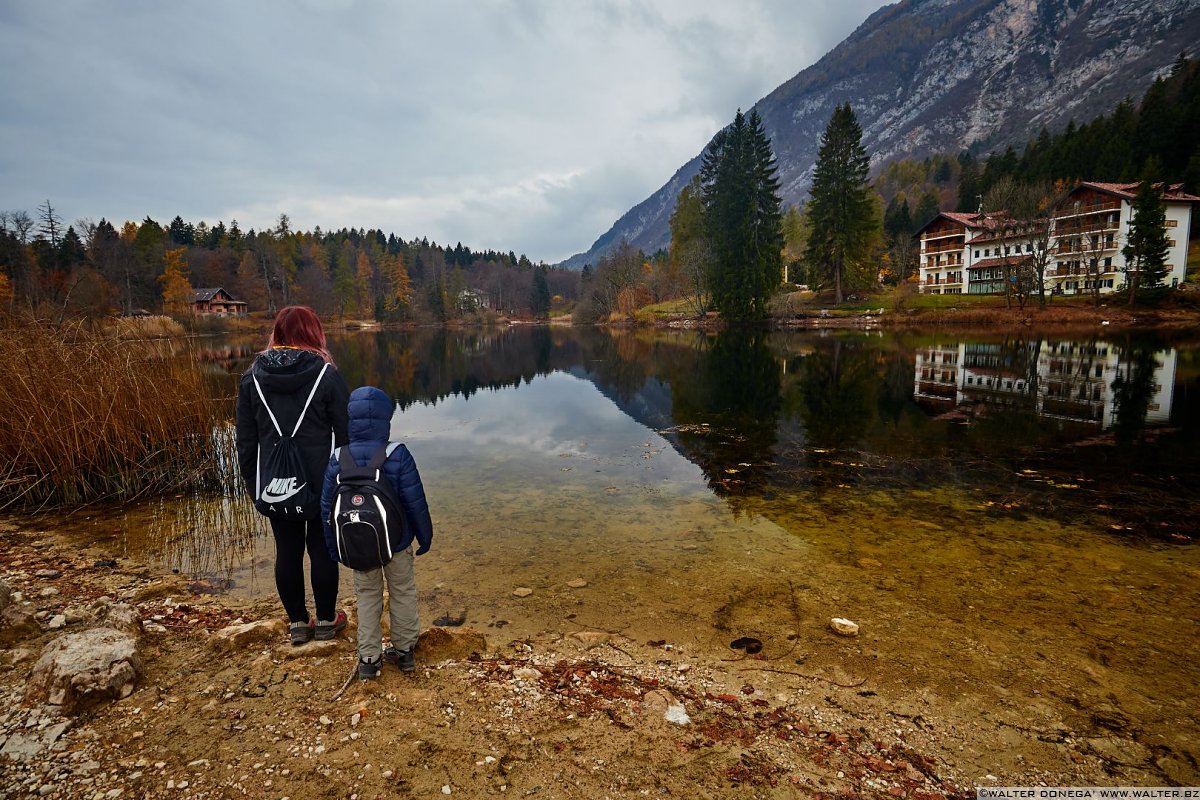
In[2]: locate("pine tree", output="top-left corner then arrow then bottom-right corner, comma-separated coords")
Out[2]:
1122,176 -> 1171,302
698,108 -> 783,319
805,103 -> 878,303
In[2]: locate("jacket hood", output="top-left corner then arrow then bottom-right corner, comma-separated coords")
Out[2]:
347,386 -> 394,444
249,347 -> 327,393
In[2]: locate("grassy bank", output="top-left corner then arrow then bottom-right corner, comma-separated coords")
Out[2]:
0,319 -> 234,510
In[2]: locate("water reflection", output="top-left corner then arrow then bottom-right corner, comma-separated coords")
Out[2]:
914,335 -> 1177,437
185,326 -> 1197,543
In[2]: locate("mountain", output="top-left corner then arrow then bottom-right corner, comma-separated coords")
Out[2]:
560,0 -> 1200,269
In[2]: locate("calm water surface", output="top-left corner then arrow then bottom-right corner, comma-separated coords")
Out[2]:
60,326 -> 1200,771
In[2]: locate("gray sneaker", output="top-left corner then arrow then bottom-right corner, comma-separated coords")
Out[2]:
314,610 -> 348,641
289,620 -> 315,646
382,646 -> 415,672
358,657 -> 380,681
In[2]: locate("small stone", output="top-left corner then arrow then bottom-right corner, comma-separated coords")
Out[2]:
676,664 -> 691,673
39,588 -> 60,598
664,702 -> 690,725
830,617 -> 860,637
382,770 -> 394,779
47,615 -> 67,630
36,570 -> 62,580
512,588 -> 533,598
319,716 -> 333,727
350,713 -> 361,727
513,667 -> 541,682
566,578 -> 588,589
442,785 -> 452,795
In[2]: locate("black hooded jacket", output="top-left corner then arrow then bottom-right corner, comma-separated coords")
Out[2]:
235,347 -> 350,504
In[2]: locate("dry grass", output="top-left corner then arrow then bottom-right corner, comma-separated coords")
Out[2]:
0,320 -> 235,510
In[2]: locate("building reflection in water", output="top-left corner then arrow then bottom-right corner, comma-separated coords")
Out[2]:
913,338 -> 1175,430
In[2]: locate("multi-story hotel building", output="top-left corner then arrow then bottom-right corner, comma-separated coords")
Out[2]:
916,182 -> 1197,296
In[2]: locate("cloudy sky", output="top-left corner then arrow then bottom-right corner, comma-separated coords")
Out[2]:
1,0 -> 890,264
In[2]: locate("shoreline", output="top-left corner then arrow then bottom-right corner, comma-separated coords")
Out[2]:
2,519 -> 1193,798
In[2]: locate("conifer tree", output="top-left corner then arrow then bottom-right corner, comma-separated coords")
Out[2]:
698,108 -> 783,320
805,103 -> 878,303
1122,176 -> 1170,303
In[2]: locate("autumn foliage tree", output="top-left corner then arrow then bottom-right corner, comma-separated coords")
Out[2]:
158,248 -> 193,316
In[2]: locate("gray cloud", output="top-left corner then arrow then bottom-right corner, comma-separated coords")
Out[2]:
0,0 -> 890,262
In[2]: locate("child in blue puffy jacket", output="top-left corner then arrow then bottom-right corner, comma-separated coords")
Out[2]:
320,386 -> 433,680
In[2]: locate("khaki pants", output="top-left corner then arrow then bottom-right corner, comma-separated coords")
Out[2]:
352,545 -> 419,661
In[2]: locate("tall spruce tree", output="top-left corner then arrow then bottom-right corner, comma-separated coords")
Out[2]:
1121,176 -> 1171,302
698,108 -> 783,320
805,103 -> 877,304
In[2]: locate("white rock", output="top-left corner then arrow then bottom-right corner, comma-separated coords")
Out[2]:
319,716 -> 333,727
47,615 -> 67,630
442,785 -> 452,794
664,703 -> 690,725
512,588 -> 533,598
830,617 -> 860,637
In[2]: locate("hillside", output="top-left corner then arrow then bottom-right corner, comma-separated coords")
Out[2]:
561,0 -> 1200,268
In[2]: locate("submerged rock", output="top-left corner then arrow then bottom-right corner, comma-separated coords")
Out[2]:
433,609 -> 467,627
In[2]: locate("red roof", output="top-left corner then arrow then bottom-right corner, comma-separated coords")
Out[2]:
1077,181 -> 1200,203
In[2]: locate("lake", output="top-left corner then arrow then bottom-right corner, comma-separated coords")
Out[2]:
60,325 -> 1200,773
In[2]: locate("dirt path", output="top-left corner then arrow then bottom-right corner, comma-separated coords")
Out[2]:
1,522 -> 1193,799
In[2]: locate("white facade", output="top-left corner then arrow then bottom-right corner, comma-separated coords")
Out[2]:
917,182 -> 1197,296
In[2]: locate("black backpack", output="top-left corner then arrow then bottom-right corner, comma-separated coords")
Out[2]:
251,363 -> 329,519
330,443 -> 407,570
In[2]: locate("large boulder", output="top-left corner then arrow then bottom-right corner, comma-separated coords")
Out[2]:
24,628 -> 143,713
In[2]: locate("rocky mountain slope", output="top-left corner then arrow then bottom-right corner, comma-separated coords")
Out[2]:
561,0 -> 1200,268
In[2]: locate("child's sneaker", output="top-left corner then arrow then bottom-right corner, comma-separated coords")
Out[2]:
289,619 -> 315,646
315,610 -> 348,641
358,657 -> 380,680
382,645 -> 415,672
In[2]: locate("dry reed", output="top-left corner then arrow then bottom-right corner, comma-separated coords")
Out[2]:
0,320 -> 236,510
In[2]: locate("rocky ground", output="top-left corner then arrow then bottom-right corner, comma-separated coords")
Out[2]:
0,521 -> 1190,799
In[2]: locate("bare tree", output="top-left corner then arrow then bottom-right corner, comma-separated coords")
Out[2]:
8,210 -> 35,244
37,199 -> 63,246
982,178 -> 1054,309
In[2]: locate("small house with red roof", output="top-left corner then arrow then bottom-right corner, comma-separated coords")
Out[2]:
191,288 -> 248,316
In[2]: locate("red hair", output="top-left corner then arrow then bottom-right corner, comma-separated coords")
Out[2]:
265,306 -> 334,364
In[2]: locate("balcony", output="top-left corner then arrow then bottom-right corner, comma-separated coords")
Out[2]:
1058,200 -> 1121,217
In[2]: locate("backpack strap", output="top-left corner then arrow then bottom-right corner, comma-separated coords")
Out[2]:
366,442 -> 402,470
252,362 -> 329,438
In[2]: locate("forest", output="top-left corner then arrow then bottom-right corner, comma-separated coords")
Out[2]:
0,208 -> 580,324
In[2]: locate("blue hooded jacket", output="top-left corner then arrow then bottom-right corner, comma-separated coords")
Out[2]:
320,386 -> 433,561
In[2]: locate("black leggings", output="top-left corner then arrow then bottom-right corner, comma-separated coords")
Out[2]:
269,517 -> 338,623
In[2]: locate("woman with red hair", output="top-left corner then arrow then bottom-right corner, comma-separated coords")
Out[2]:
236,306 -> 351,645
